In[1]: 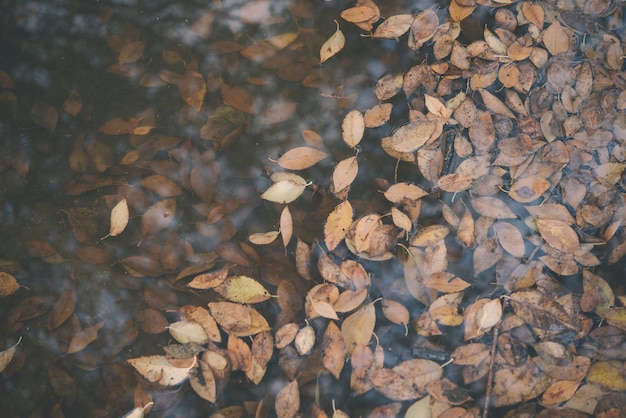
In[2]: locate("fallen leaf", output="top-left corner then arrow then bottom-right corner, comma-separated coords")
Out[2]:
342,302 -> 375,352
535,218 -> 580,254
127,355 -> 196,386
67,321 -> 105,354
342,109 -> 365,148
213,275 -> 271,304
276,380 -> 300,418
275,147 -> 329,170
320,21 -> 345,64
0,272 -> 19,298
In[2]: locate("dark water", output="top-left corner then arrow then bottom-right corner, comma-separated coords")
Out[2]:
1,0 -> 626,417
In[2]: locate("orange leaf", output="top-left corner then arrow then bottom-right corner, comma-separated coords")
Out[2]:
332,156 -> 359,193
535,218 -> 580,254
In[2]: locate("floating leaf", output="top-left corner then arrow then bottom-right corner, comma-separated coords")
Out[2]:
543,21 -> 569,56
535,218 -> 579,254
141,199 -> 176,236
342,109 -> 365,148
213,275 -> 271,304
324,200 -> 353,251
493,222 -> 526,258
387,119 -> 441,153
127,355 -> 196,386
471,196 -> 517,219
107,198 -> 129,238
372,14 -> 413,39
208,302 -> 270,336
332,156 -> 359,193
275,380 -> 299,418
168,320 -> 210,344
275,147 -> 329,170
0,338 -> 20,374
0,272 -> 19,298
179,70 -> 206,112
509,290 -> 579,331
249,230 -> 280,245
67,321 -> 105,354
342,302 -> 375,352
320,21 -> 345,64
509,177 -> 550,203
384,183 -> 428,203
261,175 -> 307,204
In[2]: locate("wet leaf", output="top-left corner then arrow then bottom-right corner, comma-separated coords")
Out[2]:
67,321 -> 105,354
411,225 -> 449,247
179,70 -> 206,112
213,275 -> 271,304
275,147 -> 329,170
208,302 -> 270,336
491,359 -> 551,407
249,231 -> 280,245
275,380 -> 299,418
31,99 -> 58,133
141,199 -> 176,236
423,272 -> 470,293
384,183 -> 428,203
543,21 -> 569,56
535,218 -> 579,254
190,357 -> 216,403
471,196 -> 516,219
372,14 -> 413,39
322,321 -> 346,379
342,109 -> 365,148
320,21 -> 345,64
332,156 -> 358,193
493,222 -> 525,258
509,177 -> 550,203
324,200 -> 353,251
260,101 -> 297,125
107,198 -> 129,238
509,289 -> 579,331
581,270 -> 614,317
127,355 -> 196,386
261,174 -> 307,204
50,281 -> 76,329
0,339 -> 20,374
342,302 -> 375,352
388,119 -> 441,153
0,272 -> 19,298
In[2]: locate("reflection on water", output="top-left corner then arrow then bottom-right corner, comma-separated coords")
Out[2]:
1,0 -> 626,417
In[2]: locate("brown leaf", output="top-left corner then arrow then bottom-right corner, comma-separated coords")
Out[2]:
179,305 -> 221,342
471,196 -> 517,219
141,199 -> 176,236
0,272 -> 19,298
127,355 -> 195,386
140,175 -> 182,198
543,21 -> 570,55
0,339 -> 20,374
522,3 -> 544,28
275,380 -> 299,418
509,177 -> 550,203
322,321 -> 347,379
493,222 -> 526,258
275,147 -> 329,170
190,356 -> 217,402
535,218 -> 580,254
67,321 -> 105,354
221,84 -> 256,114
468,110 -> 495,153
208,302 -> 270,337
324,200 -> 353,252
50,281 -> 76,329
509,289 -> 579,331
384,183 -> 428,203
423,272 -> 470,293
31,99 -> 58,133
342,302 -> 375,352
179,70 -> 206,112
260,101 -> 297,125
118,41 -> 144,64
387,119 -> 442,153
372,14 -> 413,39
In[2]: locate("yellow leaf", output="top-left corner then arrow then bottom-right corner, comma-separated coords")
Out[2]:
213,275 -> 271,304
320,21 -> 345,63
261,175 -> 307,203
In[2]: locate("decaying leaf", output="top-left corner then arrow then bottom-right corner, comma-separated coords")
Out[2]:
0,272 -> 20,298
342,302 -> 375,352
213,275 -> 271,304
275,380 -> 300,418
